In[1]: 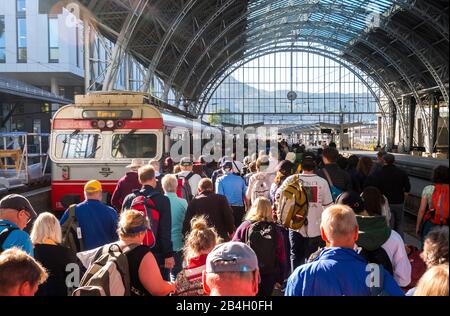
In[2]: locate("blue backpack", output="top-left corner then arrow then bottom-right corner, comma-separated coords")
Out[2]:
322,168 -> 343,202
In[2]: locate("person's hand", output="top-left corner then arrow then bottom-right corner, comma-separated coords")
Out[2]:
164,257 -> 175,269
415,224 -> 421,236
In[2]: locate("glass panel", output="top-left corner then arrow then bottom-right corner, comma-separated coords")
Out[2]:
111,134 -> 157,159
17,18 -> 27,62
48,17 -> 59,62
55,133 -> 102,159
17,0 -> 26,12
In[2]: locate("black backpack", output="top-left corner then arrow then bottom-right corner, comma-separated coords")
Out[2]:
245,221 -> 277,275
359,247 -> 394,276
0,224 -> 18,253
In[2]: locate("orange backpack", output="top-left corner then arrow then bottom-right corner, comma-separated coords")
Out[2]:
427,184 -> 449,226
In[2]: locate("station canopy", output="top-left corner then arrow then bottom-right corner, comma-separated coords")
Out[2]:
48,0 -> 449,116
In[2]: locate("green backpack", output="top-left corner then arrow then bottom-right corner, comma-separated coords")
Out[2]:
61,205 -> 84,253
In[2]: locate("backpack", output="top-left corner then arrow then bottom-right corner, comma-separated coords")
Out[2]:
72,243 -> 137,296
251,173 -> 271,202
0,224 -> 18,253
275,174 -> 309,230
359,247 -> 394,276
322,168 -> 343,202
246,221 -> 277,275
425,184 -> 449,226
130,191 -> 160,248
61,204 -> 84,253
176,172 -> 194,202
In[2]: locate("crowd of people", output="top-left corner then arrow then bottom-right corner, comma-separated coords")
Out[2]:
0,143 -> 448,297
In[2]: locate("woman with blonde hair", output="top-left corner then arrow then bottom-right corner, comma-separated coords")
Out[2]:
414,264 -> 449,296
232,197 -> 287,296
116,209 -> 175,296
30,212 -> 79,296
175,216 -> 218,296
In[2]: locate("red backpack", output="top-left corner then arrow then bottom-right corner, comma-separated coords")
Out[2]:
426,184 -> 449,226
176,172 -> 194,202
130,192 -> 160,248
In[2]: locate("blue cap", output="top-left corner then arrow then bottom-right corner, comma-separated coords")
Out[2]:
206,242 -> 258,273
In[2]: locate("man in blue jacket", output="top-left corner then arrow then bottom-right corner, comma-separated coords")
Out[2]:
285,204 -> 404,296
60,180 -> 118,251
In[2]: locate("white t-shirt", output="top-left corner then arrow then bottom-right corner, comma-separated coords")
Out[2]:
246,172 -> 276,204
176,171 -> 202,197
295,174 -> 333,238
381,230 -> 412,287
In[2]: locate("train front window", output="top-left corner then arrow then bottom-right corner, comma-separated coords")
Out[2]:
112,133 -> 157,159
55,133 -> 102,159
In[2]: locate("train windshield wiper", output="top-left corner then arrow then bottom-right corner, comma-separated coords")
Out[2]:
87,146 -> 101,158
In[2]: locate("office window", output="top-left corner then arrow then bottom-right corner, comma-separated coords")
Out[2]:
48,16 -> 59,63
16,17 -> 27,63
17,0 -> 26,12
0,16 -> 5,63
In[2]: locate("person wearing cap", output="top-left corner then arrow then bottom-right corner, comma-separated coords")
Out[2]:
195,155 -> 214,179
336,191 -> 411,287
111,159 -> 144,212
60,180 -> 118,251
202,241 -> 260,296
286,153 -> 333,270
176,157 -> 202,198
365,153 -> 411,240
0,194 -> 37,256
211,156 -> 231,188
246,155 -> 276,206
216,160 -> 247,228
285,204 -> 404,296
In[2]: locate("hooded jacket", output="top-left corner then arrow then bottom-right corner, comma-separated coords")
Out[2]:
356,215 -> 411,287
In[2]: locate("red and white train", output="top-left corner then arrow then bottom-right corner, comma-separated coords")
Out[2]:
49,91 -> 221,211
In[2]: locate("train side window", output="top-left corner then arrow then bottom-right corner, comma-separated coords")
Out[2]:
111,133 -> 157,159
55,133 -> 102,159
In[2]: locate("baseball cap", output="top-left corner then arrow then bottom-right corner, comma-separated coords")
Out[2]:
382,153 -> 395,164
206,242 -> 258,273
336,191 -> 365,213
222,161 -> 233,170
302,152 -> 316,161
180,157 -> 193,166
257,155 -> 270,171
0,194 -> 37,218
84,180 -> 102,193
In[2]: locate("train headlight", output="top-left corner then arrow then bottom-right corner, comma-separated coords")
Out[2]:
115,120 -> 125,128
97,120 -> 106,129
91,120 -> 99,128
106,120 -> 115,128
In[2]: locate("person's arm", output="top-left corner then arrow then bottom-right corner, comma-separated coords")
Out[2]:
403,172 -> 411,194
159,196 -> 174,259
231,221 -> 248,242
109,208 -> 119,242
138,252 -> 176,296
416,194 -> 428,235
217,178 -> 225,196
391,240 -> 412,288
182,201 -> 195,238
111,181 -> 123,211
121,193 -> 134,211
246,176 -> 254,201
220,195 -> 236,236
4,230 -> 34,257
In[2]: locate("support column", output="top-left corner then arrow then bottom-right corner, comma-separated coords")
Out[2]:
409,96 -> 416,151
377,116 -> 382,147
83,19 -> 91,93
431,95 -> 440,153
389,100 -> 396,151
50,77 -> 60,116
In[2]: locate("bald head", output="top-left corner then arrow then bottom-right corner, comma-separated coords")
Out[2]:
320,204 -> 359,248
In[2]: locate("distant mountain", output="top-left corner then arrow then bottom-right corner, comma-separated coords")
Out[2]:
207,76 -> 377,124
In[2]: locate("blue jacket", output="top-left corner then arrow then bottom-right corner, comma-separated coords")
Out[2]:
285,247 -> 404,296
216,173 -> 247,207
60,200 -> 118,251
165,192 -> 188,252
0,220 -> 33,256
